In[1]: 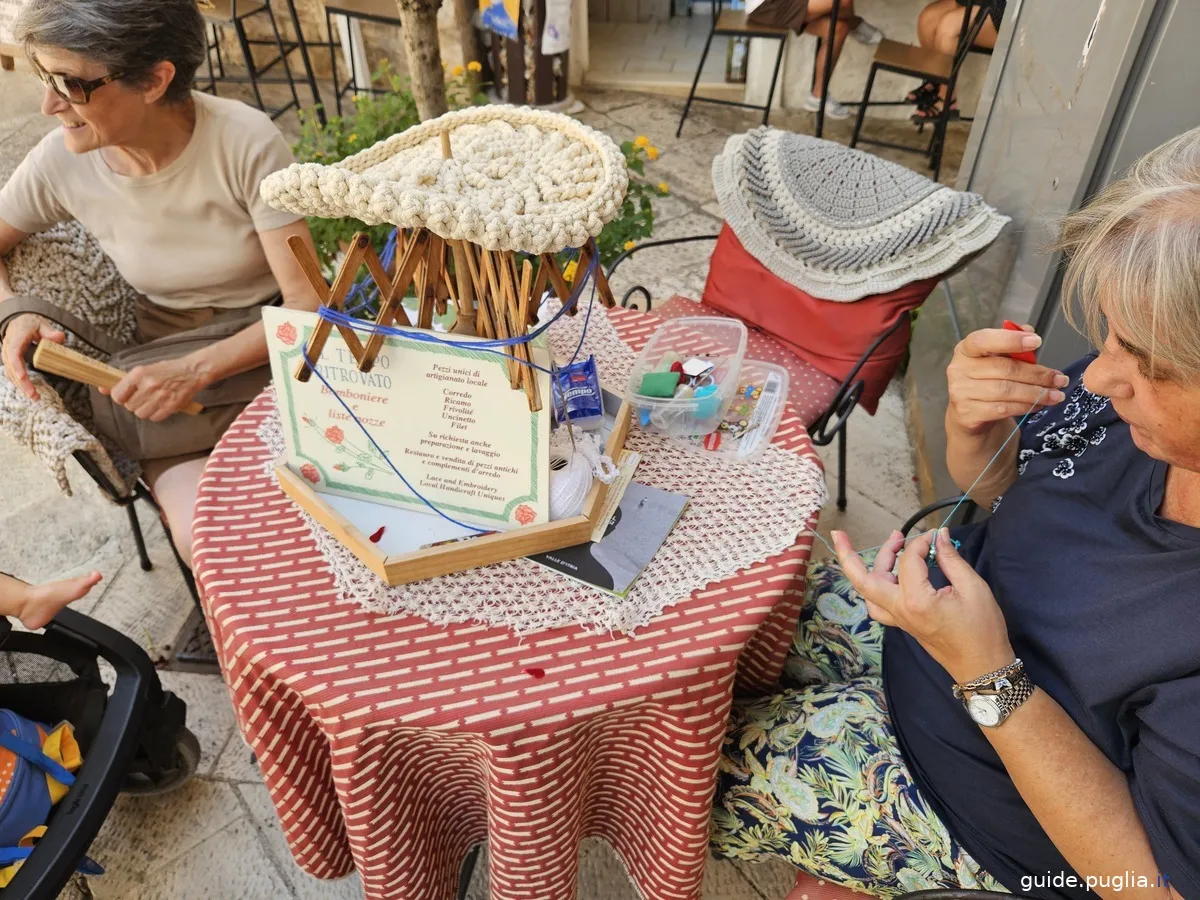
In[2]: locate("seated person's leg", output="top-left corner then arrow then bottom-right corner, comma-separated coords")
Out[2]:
783,554 -> 885,688
916,0 -> 957,49
804,2 -> 852,115
143,452 -> 210,570
712,676 -> 1006,891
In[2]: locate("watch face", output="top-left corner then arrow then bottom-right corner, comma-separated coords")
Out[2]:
967,695 -> 1003,727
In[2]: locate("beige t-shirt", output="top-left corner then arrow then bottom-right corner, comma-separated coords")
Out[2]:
0,91 -> 302,311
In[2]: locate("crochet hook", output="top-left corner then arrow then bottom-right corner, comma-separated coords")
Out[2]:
32,341 -> 205,416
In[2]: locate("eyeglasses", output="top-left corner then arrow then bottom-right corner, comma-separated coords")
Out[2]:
30,54 -> 126,105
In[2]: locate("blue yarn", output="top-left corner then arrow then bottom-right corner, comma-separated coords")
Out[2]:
294,245 -> 602,532
808,389 -> 1048,562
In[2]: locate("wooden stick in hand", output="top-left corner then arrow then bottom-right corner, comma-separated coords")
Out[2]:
32,341 -> 205,416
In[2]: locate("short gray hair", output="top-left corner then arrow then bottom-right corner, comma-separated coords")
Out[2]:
1057,126 -> 1200,384
16,0 -> 207,104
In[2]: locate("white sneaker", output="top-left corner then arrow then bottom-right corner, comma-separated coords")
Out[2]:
803,93 -> 851,119
852,19 -> 883,45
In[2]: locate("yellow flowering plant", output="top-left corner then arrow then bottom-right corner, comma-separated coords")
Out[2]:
293,58 -> 488,269
586,136 -> 670,267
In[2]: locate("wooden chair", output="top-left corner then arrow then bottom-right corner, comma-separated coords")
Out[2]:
198,0 -> 305,121
324,0 -> 404,117
848,0 -> 989,181
676,0 -> 790,139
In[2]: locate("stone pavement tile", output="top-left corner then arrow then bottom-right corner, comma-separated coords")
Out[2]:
214,730 -> 264,784
54,536 -> 131,618
131,818 -> 294,900
237,783 -> 366,899
646,192 -> 695,225
87,779 -> 245,898
85,529 -> 195,655
607,99 -> 714,148
0,491 -> 129,586
159,669 -> 238,778
813,479 -> 909,565
702,200 -> 724,220
577,87 -> 653,114
656,142 -> 720,204
821,408 -> 920,523
734,857 -> 800,898
607,210 -> 721,301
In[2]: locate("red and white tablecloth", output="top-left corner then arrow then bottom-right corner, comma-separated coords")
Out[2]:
192,306 -> 821,900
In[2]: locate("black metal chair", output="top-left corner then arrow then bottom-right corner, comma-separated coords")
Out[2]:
606,235 -> 924,511
324,0 -> 404,117
676,0 -> 789,138
199,0 -> 305,122
899,492 -> 978,537
848,0 -> 990,181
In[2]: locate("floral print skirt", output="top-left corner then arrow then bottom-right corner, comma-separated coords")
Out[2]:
710,554 -> 1007,896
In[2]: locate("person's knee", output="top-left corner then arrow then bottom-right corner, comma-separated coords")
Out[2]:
933,11 -> 964,54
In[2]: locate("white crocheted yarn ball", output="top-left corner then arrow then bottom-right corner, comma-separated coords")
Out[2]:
260,106 -> 629,255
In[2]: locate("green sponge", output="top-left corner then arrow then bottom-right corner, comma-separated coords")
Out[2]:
638,371 -> 681,398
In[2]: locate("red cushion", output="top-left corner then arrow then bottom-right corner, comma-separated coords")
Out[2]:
653,296 -> 840,428
701,224 -> 938,414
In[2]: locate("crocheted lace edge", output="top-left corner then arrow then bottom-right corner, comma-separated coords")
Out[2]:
260,106 -> 630,255
711,139 -> 1011,302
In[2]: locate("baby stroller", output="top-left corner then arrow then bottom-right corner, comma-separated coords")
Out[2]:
0,608 -> 199,898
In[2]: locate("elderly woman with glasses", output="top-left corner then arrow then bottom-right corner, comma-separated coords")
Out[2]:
712,128 -> 1200,899
0,0 -> 320,568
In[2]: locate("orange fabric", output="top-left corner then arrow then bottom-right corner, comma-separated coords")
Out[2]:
701,224 -> 938,414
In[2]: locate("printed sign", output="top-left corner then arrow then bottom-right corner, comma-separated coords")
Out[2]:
264,307 -> 551,530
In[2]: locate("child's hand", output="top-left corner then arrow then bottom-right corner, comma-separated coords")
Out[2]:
18,572 -> 103,630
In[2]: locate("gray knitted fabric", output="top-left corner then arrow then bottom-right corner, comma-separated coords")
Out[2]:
1,221 -> 140,497
713,128 -> 1010,301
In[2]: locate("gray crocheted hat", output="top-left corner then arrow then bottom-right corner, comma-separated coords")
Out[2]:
712,128 -> 1010,301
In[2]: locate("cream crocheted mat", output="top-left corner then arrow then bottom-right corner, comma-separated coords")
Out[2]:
260,106 -> 629,256
258,303 -> 826,635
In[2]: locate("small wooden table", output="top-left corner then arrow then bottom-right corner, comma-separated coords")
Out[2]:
193,306 -> 822,900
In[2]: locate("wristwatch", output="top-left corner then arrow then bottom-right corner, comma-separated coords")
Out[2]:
952,659 -> 1036,728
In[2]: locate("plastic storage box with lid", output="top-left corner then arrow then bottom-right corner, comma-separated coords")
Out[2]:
672,358 -> 790,461
626,317 -> 748,437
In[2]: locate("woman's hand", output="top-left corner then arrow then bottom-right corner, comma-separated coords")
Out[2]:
832,528 -> 1015,684
106,355 -> 211,422
1,313 -> 66,402
947,326 -> 1071,436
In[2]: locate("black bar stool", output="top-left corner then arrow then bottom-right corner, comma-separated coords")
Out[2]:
324,0 -> 404,117
199,0 -> 304,121
676,0 -> 789,138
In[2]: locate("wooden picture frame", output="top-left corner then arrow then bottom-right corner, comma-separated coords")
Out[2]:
273,400 -> 633,586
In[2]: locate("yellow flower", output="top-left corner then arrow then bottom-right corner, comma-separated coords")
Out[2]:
658,182 -> 669,194
624,240 -> 637,251
451,64 -> 465,77
562,259 -> 578,283
646,146 -> 659,161
348,133 -> 358,142
633,135 -> 650,149
467,60 -> 483,73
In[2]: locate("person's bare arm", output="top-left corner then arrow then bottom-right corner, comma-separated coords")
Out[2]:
0,217 -> 25,301
945,326 -> 1069,508
107,220 -> 321,421
0,570 -> 102,630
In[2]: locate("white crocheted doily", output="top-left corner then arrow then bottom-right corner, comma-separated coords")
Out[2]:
260,106 -> 629,255
259,303 -> 826,635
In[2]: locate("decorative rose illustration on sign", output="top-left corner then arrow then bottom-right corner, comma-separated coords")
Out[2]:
300,463 -> 321,484
325,426 -> 345,445
275,322 -> 298,346
514,504 -> 536,526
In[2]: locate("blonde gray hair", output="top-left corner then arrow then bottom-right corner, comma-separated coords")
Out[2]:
1057,126 -> 1200,383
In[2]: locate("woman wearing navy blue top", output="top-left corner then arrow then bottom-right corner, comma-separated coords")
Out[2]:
711,130 -> 1200,898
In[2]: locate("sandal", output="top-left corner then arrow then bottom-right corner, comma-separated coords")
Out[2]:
905,80 -> 939,104
911,99 -> 960,124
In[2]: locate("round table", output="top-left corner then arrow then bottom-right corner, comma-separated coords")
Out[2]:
193,306 -> 821,900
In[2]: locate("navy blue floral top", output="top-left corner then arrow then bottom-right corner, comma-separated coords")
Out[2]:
885,355 -> 1200,898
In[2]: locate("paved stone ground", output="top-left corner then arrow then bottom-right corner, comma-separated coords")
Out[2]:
0,69 -> 961,898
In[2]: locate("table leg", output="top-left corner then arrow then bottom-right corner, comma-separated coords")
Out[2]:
816,0 -> 840,139
1,54 -> 14,71
282,0 -> 326,124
